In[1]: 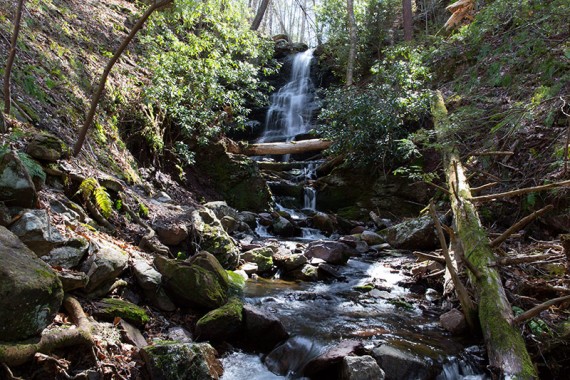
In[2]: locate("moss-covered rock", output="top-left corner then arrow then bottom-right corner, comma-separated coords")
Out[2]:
154,252 -> 229,310
226,270 -> 245,296
191,208 -> 240,269
381,215 -> 438,251
0,226 -> 63,341
195,298 -> 244,342
94,298 -> 150,327
26,132 -> 69,162
242,247 -> 274,273
141,341 -> 222,380
0,149 -> 37,208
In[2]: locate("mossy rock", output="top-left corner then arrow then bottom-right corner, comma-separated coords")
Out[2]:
94,298 -> 150,327
141,341 -> 222,380
0,149 -> 38,208
226,270 -> 245,296
195,298 -> 244,342
242,247 -> 274,273
26,132 -> 69,162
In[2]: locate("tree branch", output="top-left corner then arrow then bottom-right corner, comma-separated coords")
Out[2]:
490,204 -> 554,247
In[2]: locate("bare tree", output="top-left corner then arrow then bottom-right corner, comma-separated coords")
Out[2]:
3,0 -> 26,124
73,0 -> 173,156
403,0 -> 413,41
346,0 -> 357,86
251,0 -> 271,30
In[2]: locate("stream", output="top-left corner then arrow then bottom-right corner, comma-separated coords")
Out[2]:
221,49 -> 489,379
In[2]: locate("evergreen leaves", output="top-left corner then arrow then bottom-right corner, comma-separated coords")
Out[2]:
78,178 -> 113,218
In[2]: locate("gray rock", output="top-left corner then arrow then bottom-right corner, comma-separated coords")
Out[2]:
141,342 -> 223,380
305,240 -> 352,265
195,298 -> 243,342
311,212 -> 336,235
440,308 -> 467,335
119,319 -> 148,348
26,133 -> 68,162
44,237 -> 89,269
275,253 -> 307,272
242,247 -> 274,273
237,211 -> 258,229
372,345 -> 431,380
49,197 -> 87,224
0,201 -> 11,226
0,150 -> 37,208
342,355 -> 385,380
220,215 -> 239,234
271,216 -> 299,237
242,304 -> 289,352
155,222 -> 188,246
382,215 -> 439,251
265,336 -> 324,376
153,191 -> 172,203
154,252 -> 229,310
168,326 -> 193,343
57,270 -> 89,292
190,208 -> 240,269
10,209 -> 65,256
80,238 -> 128,293
304,340 -> 363,377
0,226 -> 63,341
360,230 -> 385,245
204,201 -> 239,220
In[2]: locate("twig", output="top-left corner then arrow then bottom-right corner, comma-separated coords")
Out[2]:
513,295 -> 570,324
469,151 -> 514,156
425,269 -> 446,278
492,254 -> 564,266
470,182 -> 499,193
413,251 -> 446,264
423,180 -> 450,194
470,180 -> 570,202
1,363 -> 24,380
490,204 -> 554,247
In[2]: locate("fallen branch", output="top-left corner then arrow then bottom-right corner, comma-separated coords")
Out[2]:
513,295 -> 570,325
470,182 -> 498,193
469,151 -> 514,157
470,180 -> 570,203
490,204 -> 554,247
413,251 -> 446,264
492,254 -> 564,266
0,296 -> 93,366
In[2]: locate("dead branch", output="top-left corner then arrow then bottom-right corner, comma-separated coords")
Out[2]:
470,182 -> 499,193
490,204 -> 554,247
469,151 -> 514,157
413,250 -> 446,264
492,253 -> 564,266
513,295 -> 570,325
429,201 -> 477,331
0,296 -> 93,366
470,180 -> 570,203
423,180 -> 450,194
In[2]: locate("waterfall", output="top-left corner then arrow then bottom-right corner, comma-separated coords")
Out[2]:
259,48 -> 318,143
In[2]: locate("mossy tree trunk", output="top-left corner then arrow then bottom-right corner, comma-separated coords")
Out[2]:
432,91 -> 537,379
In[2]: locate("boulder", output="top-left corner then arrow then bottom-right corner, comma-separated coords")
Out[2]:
204,201 -> 239,220
439,308 -> 467,335
381,215 -> 439,251
275,253 -> 307,273
141,342 -> 223,380
43,237 -> 89,269
10,209 -> 65,256
0,201 -> 11,226
305,241 -> 352,265
311,212 -> 336,235
58,270 -> 89,292
372,345 -> 431,380
0,150 -> 37,208
93,298 -> 150,328
286,264 -> 319,281
360,230 -> 385,246
154,252 -> 229,310
242,247 -> 274,273
191,208 -> 240,269
80,237 -> 128,293
195,298 -> 244,342
242,304 -> 289,352
167,326 -> 193,343
237,211 -> 258,229
132,258 -> 176,312
342,355 -> 385,380
304,340 -> 363,377
265,336 -> 324,376
271,216 -> 299,237
155,222 -> 188,246
26,133 -> 68,162
0,226 -> 63,341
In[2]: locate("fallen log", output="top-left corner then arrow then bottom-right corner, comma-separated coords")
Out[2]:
230,139 -> 332,156
433,91 -> 536,379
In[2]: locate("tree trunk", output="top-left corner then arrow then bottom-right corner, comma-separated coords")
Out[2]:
72,0 -> 173,157
3,0 -> 25,120
228,139 -> 331,156
251,0 -> 271,31
346,0 -> 357,86
432,91 -> 537,379
402,0 -> 413,41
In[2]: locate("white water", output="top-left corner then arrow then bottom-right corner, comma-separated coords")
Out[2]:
259,49 -> 318,143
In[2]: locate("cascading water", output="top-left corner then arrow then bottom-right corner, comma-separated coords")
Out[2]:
258,48 -> 318,143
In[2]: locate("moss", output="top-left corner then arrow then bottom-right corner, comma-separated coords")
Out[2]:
96,298 -> 150,327
226,270 -> 245,296
353,284 -> 374,292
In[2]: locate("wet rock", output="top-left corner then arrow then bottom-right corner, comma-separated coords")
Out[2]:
168,326 -> 193,343
155,222 -> 188,246
304,340 -> 363,377
132,258 -> 176,312
0,201 -> 11,226
237,211 -> 258,229
57,270 -> 89,291
93,298 -> 150,327
204,201 -> 239,220
154,252 -> 229,310
305,240 -> 352,265
80,237 -> 128,293
318,263 -> 344,280
372,344 -> 431,380
0,226 -> 64,341
195,298 -> 243,342
239,262 -> 258,275
440,308 -> 467,335
190,208 -> 240,269
411,260 -> 445,277
0,150 -> 37,208
287,264 -> 319,281
220,215 -> 239,234
342,355 -> 385,380
360,230 -> 385,246
141,342 -> 222,380
10,209 -> 65,256
119,319 -> 148,348
258,213 -> 273,226
265,336 -> 324,376
242,304 -> 289,352
311,212 -> 336,235
381,215 -> 439,251
271,215 -> 299,237
242,247 -> 274,273
275,253 -> 308,272
26,133 -> 68,162
43,237 -> 89,269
